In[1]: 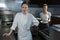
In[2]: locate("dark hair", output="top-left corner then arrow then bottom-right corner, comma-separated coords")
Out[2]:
43,4 -> 48,7
21,1 -> 28,7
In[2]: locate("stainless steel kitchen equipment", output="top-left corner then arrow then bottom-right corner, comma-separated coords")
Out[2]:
0,10 -> 16,40
49,24 -> 60,40
1,10 -> 16,28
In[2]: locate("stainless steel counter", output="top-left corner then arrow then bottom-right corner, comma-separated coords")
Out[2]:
49,24 -> 60,40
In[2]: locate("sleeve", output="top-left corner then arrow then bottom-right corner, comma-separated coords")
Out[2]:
48,12 -> 51,22
32,14 -> 39,26
10,14 -> 18,30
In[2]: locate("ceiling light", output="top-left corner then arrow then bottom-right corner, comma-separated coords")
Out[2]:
0,3 -> 6,8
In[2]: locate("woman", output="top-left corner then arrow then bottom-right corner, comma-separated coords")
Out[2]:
39,4 -> 51,34
3,1 -> 39,40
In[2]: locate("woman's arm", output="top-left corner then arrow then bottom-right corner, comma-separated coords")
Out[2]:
32,15 -> 39,26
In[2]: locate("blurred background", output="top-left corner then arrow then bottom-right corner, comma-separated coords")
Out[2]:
0,0 -> 60,40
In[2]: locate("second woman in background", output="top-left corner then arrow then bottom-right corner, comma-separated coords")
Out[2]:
39,4 -> 51,35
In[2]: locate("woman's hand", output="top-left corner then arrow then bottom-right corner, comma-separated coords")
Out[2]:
3,33 -> 10,37
3,29 -> 13,37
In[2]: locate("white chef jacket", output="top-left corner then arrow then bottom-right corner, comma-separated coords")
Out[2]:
40,12 -> 51,23
10,12 -> 39,40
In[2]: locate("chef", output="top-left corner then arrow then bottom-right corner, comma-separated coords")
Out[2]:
39,4 -> 51,34
3,1 -> 39,40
